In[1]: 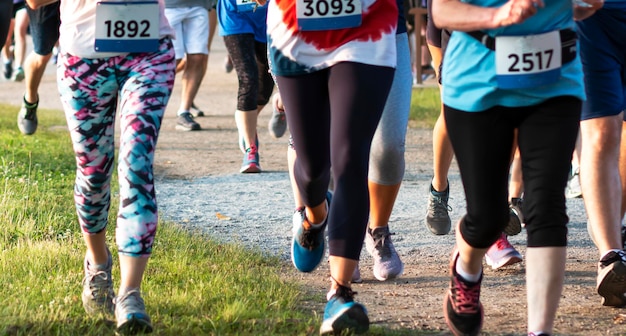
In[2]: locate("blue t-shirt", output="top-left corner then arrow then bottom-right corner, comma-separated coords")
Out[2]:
217,0 -> 268,42
604,0 -> 626,9
441,0 -> 585,112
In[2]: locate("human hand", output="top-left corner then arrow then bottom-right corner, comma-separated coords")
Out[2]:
573,0 -> 603,20
492,0 -> 544,27
254,0 -> 267,6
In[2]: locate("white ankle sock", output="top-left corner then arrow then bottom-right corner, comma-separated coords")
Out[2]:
456,260 -> 481,283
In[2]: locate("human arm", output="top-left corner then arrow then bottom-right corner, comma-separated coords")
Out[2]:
573,0 -> 603,21
25,0 -> 58,10
432,0 -> 544,31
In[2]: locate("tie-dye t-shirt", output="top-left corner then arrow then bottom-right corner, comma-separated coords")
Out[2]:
267,0 -> 398,76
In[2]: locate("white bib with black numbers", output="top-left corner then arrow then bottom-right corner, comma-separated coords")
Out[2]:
95,1 -> 160,53
296,0 -> 362,31
495,30 -> 562,89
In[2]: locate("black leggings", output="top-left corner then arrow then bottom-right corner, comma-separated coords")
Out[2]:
223,34 -> 274,111
276,62 -> 394,260
445,96 -> 581,248
0,0 -> 12,50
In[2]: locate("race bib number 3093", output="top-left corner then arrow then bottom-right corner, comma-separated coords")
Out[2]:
95,1 -> 160,53
296,0 -> 362,31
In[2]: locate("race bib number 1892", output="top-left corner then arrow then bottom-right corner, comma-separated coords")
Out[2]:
296,0 -> 362,31
95,1 -> 160,53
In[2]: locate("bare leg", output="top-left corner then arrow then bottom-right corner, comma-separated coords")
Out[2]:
13,9 -> 28,71
119,255 -> 149,291
368,181 -> 401,230
83,231 -> 109,265
526,247 -> 566,334
428,43 -> 453,192
509,146 -> 523,199
179,53 -> 208,112
24,52 -> 52,103
620,121 -> 626,220
580,114 -> 623,254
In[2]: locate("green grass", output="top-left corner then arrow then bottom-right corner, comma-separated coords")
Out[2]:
409,87 -> 441,129
0,104 -> 435,335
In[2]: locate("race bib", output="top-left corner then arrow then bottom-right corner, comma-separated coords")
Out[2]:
236,0 -> 257,12
296,0 -> 362,31
495,30 -> 562,89
95,1 -> 160,53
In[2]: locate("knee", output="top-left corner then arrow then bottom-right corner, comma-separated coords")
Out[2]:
459,214 -> 506,249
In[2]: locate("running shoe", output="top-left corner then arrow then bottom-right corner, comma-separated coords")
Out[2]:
240,145 -> 261,173
291,192 -> 331,272
365,226 -> 404,281
320,285 -> 369,335
268,93 -> 287,139
81,249 -> 115,316
596,250 -> 626,307
504,198 -> 523,236
12,67 -> 24,82
352,264 -> 363,284
425,183 -> 452,235
484,233 -> 523,270
114,289 -> 153,335
3,60 -> 12,79
224,56 -> 233,73
238,133 -> 259,154
190,103 -> 204,117
444,250 -> 483,336
565,167 -> 582,199
176,112 -> 201,131
18,97 -> 38,135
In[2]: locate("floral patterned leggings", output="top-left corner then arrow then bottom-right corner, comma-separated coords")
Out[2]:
57,38 -> 175,257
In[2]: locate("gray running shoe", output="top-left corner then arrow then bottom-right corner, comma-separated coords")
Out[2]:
504,198 -> 523,236
115,289 -> 153,335
12,67 -> 24,82
81,250 -> 115,316
425,184 -> 452,235
596,250 -> 626,307
365,226 -> 404,281
565,167 -> 582,199
189,103 -> 204,117
352,264 -> 363,284
176,112 -> 200,131
268,93 -> 287,139
18,98 -> 38,135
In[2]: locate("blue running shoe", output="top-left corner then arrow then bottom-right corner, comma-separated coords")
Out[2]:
291,192 -> 331,272
240,146 -> 261,173
320,285 -> 369,335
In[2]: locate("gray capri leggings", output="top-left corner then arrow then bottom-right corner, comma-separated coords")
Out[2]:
368,33 -> 412,185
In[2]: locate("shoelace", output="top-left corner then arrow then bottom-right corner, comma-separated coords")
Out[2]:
372,231 -> 395,259
245,147 -> 258,161
300,223 -> 323,250
82,268 -> 111,299
115,289 -> 145,313
23,106 -> 37,120
451,277 -> 481,314
494,234 -> 513,250
334,284 -> 357,302
429,195 -> 452,216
